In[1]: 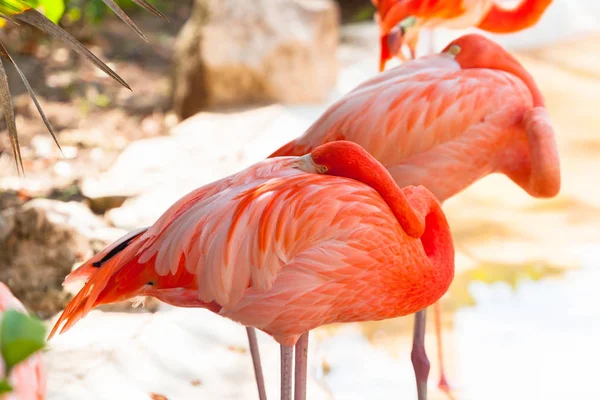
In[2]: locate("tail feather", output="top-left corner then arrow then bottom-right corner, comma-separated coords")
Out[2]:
64,227 -> 149,289
49,231 -> 150,339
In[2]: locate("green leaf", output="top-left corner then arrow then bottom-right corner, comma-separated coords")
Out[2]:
0,0 -> 31,17
0,310 -> 46,374
35,0 -> 65,24
0,379 -> 13,395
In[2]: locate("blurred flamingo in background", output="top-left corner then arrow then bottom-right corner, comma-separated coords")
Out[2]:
263,33 -> 561,399
48,141 -> 456,400
0,283 -> 46,400
374,0 -> 554,70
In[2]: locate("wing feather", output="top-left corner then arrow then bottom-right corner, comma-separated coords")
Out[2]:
297,54 -> 532,167
134,157 -> 402,310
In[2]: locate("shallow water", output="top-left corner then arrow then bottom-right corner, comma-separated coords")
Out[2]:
316,246 -> 600,400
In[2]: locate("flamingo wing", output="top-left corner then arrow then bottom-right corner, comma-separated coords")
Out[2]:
136,159 -> 406,311
296,56 -> 533,165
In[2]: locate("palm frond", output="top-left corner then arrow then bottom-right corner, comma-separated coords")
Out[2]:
0,0 -> 167,173
131,0 -> 168,21
0,55 -> 23,175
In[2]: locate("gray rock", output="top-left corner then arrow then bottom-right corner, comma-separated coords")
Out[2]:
0,199 -> 127,318
172,0 -> 340,119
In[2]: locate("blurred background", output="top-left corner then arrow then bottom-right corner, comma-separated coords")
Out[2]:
0,0 -> 599,399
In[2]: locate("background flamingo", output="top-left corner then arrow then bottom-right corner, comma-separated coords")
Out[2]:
48,141 -> 455,400
256,33 -> 559,400
374,0 -> 554,70
0,283 -> 46,400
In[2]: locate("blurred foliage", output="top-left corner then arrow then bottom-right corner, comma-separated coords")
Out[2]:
0,379 -> 12,395
335,0 -> 375,23
0,0 -> 64,25
0,309 -> 47,374
0,310 -> 46,395
0,309 -> 46,394
63,0 -> 170,25
0,0 -> 167,175
0,0 -> 169,26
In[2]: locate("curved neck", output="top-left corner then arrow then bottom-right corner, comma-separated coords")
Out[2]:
333,152 -> 428,238
502,107 -> 561,198
401,186 -> 455,300
477,0 -> 553,33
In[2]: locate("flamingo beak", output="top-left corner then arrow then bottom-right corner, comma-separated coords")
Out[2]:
379,16 -> 417,71
296,154 -> 318,174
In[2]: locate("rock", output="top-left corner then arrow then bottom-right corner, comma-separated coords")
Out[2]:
0,199 -> 130,319
81,104 -> 326,230
172,0 -> 340,119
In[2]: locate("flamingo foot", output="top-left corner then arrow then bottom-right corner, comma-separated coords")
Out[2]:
246,327 -> 267,400
411,309 -> 430,400
437,374 -> 457,400
294,332 -> 309,400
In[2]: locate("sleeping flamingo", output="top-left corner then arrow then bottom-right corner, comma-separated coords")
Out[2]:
48,141 -> 455,400
0,283 -> 46,400
259,33 -> 560,400
374,0 -> 554,70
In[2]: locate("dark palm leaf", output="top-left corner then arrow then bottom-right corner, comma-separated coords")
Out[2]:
0,0 -> 166,173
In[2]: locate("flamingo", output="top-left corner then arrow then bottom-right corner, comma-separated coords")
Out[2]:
0,283 -> 46,400
257,33 -> 559,400
48,141 -> 456,400
374,0 -> 554,70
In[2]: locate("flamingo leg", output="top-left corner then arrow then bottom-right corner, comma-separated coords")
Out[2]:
433,302 -> 454,399
294,332 -> 309,400
246,327 -> 268,400
411,308 -> 430,400
281,344 -> 294,400
428,29 -> 436,55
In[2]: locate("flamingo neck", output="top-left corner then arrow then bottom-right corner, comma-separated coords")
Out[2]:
477,0 -> 553,34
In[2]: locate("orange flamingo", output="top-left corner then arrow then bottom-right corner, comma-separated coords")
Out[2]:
264,33 -> 560,399
48,141 -> 455,400
0,283 -> 46,400
374,0 -> 554,70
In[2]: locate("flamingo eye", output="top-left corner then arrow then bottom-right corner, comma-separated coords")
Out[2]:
317,165 -> 328,173
447,44 -> 461,56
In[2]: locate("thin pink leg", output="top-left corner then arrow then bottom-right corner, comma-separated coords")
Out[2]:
428,30 -> 436,55
294,332 -> 309,400
411,309 -> 430,400
246,327 -> 267,400
281,345 -> 294,400
433,302 -> 455,399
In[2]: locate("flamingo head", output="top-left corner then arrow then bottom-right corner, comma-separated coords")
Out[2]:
379,16 -> 417,71
442,33 -> 544,107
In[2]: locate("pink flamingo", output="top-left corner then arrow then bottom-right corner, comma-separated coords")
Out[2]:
0,283 -> 46,400
374,0 -> 554,70
48,141 -> 455,400
263,33 -> 561,399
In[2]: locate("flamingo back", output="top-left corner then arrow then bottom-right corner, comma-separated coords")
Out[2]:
274,54 -> 533,166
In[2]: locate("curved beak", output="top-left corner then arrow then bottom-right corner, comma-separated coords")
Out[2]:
378,16 -> 417,71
